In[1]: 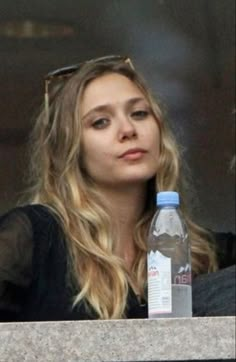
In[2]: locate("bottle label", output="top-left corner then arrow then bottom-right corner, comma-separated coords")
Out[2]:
148,250 -> 172,315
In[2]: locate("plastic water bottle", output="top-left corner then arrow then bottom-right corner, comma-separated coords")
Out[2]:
147,191 -> 192,318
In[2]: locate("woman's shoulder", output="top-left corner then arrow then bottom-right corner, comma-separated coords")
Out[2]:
0,203 -> 66,281
0,204 -> 62,252
1,203 -> 58,229
21,204 -> 58,226
17,203 -> 57,220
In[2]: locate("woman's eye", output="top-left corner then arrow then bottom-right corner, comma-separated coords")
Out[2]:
92,118 -> 109,129
131,110 -> 149,120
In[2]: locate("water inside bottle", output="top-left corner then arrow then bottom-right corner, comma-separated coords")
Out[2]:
149,284 -> 192,318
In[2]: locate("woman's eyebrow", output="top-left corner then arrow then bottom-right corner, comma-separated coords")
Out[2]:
81,97 -> 146,120
82,104 -> 111,121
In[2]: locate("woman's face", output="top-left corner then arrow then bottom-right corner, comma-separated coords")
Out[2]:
80,72 -> 160,188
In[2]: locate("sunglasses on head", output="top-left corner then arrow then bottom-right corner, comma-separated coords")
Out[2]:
44,55 -> 134,123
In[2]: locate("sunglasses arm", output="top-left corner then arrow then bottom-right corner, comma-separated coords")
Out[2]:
44,80 -> 50,125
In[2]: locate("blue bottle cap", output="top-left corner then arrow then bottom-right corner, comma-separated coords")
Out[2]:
156,191 -> 179,206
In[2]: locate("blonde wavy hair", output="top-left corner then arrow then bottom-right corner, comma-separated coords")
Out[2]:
27,58 -> 218,319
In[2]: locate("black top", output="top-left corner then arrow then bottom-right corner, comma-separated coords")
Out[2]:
0,205 -> 147,322
0,204 -> 235,322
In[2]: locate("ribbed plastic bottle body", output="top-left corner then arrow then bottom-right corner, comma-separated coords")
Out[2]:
147,204 -> 192,318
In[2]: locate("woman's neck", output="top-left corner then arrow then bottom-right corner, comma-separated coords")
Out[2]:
99,183 -> 147,269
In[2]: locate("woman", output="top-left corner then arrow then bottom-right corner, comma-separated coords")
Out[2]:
0,56 -> 233,322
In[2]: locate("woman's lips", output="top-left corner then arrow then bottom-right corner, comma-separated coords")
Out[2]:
119,148 -> 147,160
122,151 -> 145,160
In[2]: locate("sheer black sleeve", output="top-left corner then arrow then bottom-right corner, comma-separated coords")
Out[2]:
0,209 -> 33,321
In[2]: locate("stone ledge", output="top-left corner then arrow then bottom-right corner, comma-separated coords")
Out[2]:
0,317 -> 235,361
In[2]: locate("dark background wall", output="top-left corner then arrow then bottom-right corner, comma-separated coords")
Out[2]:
0,0 -> 235,232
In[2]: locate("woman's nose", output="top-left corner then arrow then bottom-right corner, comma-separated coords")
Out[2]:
118,118 -> 137,142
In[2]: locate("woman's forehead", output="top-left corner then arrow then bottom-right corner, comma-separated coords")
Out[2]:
80,73 -> 146,114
